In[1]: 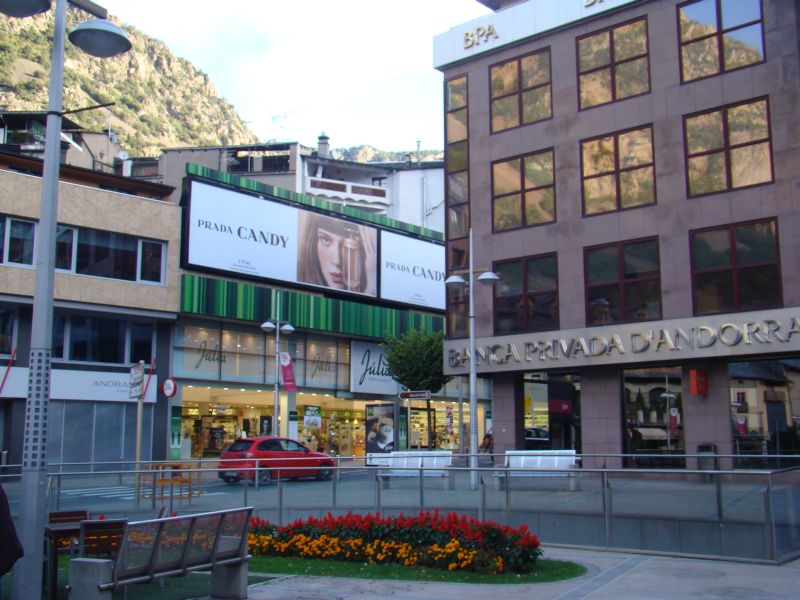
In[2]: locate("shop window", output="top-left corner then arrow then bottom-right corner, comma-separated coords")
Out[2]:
494,254 -> 558,334
691,218 -> 781,315
577,17 -> 650,110
624,367 -> 685,468
678,0 -> 764,83
492,148 -> 555,231
490,48 -> 552,133
684,97 -> 772,196
581,125 -> 655,215
585,238 -> 661,326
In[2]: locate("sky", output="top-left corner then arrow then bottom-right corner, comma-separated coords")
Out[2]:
97,1 -> 491,151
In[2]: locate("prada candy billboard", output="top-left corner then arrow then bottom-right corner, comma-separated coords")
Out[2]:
186,180 -> 444,309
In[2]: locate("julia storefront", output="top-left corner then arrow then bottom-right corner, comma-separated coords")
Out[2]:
171,321 -> 491,458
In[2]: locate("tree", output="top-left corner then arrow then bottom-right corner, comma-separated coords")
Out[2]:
381,330 -> 451,393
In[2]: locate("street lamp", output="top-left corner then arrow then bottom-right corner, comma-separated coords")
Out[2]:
445,227 -> 499,490
261,293 -> 294,437
0,1 -> 130,597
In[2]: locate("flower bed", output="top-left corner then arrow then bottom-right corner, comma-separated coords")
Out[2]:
248,511 -> 542,574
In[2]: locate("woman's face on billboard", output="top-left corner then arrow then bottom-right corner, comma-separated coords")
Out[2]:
316,227 -> 346,288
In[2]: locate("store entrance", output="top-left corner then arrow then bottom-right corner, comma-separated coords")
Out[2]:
523,373 -> 581,451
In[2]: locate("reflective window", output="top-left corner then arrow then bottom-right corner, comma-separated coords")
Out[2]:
691,219 -> 780,315
578,18 -> 650,109
581,125 -> 655,215
684,97 -> 772,196
69,316 -> 126,363
678,0 -> 764,83
492,149 -> 555,231
445,75 -> 470,338
490,48 -> 552,132
494,254 -> 558,334
585,239 -> 661,325
0,308 -> 14,355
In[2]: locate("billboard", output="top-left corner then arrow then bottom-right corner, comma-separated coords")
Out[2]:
186,180 -> 445,309
186,181 -> 378,297
380,230 -> 446,310
350,340 -> 400,395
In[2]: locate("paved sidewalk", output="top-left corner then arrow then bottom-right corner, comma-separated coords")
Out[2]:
241,547 -> 800,600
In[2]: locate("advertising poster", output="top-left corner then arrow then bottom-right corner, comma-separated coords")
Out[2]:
304,405 -> 322,429
380,230 -> 446,309
297,211 -> 377,297
365,403 -> 395,455
187,180 -> 379,298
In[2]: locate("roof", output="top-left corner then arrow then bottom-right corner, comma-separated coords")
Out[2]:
0,150 -> 174,199
0,111 -> 83,131
728,361 -> 788,384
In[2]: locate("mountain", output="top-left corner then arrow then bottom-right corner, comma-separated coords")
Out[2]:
0,11 -> 259,157
0,12 -> 443,162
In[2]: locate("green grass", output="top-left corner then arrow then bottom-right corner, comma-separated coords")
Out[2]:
1,553 -> 584,598
248,555 -> 587,584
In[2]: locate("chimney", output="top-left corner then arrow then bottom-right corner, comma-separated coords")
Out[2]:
318,133 -> 330,157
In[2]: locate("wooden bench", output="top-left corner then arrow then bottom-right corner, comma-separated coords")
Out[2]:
68,506 -> 253,600
370,450 -> 454,490
494,450 -> 580,491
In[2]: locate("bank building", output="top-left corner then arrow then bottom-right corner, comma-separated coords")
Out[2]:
437,0 -> 800,468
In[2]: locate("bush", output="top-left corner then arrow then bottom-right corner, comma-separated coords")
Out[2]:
248,510 -> 542,574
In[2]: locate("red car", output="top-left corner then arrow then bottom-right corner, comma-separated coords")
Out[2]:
218,437 -> 334,485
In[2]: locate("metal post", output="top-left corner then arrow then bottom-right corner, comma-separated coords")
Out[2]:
375,471 -> 382,513
419,467 -> 424,508
277,477 -> 284,526
602,471 -> 613,548
763,478 -> 776,561
332,463 -> 338,507
467,228 -> 479,491
273,293 -> 281,436
457,377 -> 464,455
134,359 -> 144,507
479,477 -> 486,522
715,473 -> 723,521
13,2 -> 67,596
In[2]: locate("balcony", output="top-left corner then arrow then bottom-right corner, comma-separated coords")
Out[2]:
306,176 -> 390,211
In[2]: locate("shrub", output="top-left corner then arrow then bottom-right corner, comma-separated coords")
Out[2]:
248,510 -> 542,574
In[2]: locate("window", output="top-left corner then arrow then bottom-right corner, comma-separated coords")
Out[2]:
492,149 -> 555,231
0,308 -> 14,354
581,125 -> 655,215
495,255 -> 558,334
55,225 -> 165,284
445,75 -> 470,338
490,48 -> 552,133
0,217 -> 35,266
578,18 -> 650,110
53,314 -> 155,364
684,97 -> 772,196
678,0 -> 764,83
691,219 -> 780,315
585,238 -> 661,325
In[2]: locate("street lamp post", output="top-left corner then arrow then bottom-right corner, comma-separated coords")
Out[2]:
0,1 -> 131,597
261,293 -> 294,437
445,228 -> 499,490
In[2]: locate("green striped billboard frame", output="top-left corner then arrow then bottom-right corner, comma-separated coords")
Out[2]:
181,274 -> 444,339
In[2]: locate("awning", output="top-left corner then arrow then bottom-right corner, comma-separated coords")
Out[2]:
636,427 -> 667,440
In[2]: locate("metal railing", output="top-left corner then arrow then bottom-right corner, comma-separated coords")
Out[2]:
1,453 -> 798,564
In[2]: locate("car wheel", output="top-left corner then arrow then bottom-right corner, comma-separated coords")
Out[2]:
257,467 -> 272,485
316,466 -> 333,481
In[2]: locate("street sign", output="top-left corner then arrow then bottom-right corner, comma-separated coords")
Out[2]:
398,390 -> 431,400
129,362 -> 144,399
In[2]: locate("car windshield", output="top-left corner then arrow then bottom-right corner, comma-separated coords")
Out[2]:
225,440 -> 253,452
